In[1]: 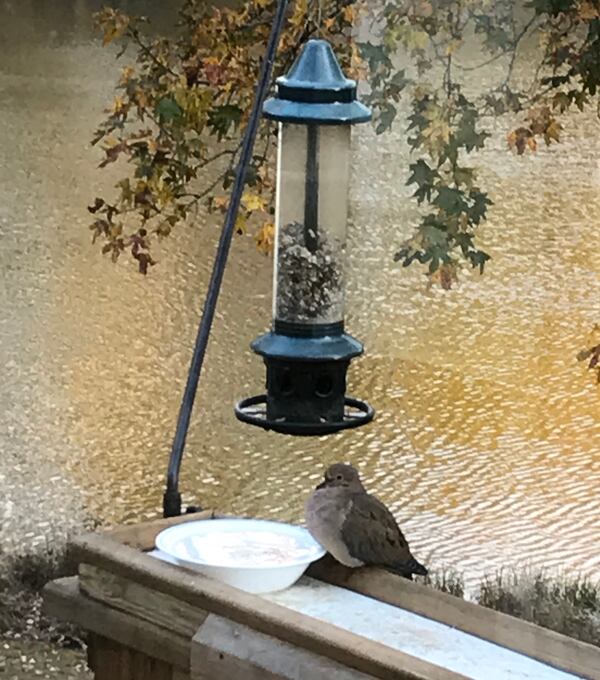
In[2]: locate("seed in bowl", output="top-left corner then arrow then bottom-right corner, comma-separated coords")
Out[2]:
178,531 -> 317,567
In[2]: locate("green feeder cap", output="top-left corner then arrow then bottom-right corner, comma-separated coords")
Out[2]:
263,39 -> 372,125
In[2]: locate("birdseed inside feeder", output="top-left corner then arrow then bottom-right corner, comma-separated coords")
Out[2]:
235,39 -> 374,435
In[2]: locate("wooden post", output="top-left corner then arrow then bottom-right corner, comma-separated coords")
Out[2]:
88,634 -> 173,680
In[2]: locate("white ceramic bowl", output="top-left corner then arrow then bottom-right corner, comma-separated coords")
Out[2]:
155,518 -> 326,594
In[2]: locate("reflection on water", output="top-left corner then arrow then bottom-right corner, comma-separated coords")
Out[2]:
0,1 -> 598,585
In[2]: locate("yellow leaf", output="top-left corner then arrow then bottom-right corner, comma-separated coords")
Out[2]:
103,136 -> 120,149
133,88 -> 148,110
112,95 -> 126,114
118,66 -> 135,86
544,120 -> 561,144
406,28 -> 429,51
421,103 -> 451,154
289,0 -> 307,28
235,213 -> 247,235
242,191 -> 266,211
255,221 -> 274,255
342,5 -> 355,23
102,14 -> 130,46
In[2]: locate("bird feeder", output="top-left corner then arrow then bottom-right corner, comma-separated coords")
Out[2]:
235,39 -> 374,436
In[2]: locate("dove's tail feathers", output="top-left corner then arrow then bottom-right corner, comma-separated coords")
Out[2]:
388,557 -> 428,579
409,558 -> 428,576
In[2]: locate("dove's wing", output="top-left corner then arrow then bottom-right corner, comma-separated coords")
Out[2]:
340,492 -> 414,568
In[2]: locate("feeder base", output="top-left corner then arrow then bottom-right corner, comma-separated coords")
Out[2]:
234,394 -> 374,436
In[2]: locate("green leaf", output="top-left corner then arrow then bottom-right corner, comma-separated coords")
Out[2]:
155,96 -> 182,122
421,224 -> 449,247
386,69 -> 409,101
468,191 -> 493,224
357,41 -> 393,72
453,108 -> 489,152
456,233 -> 474,256
435,186 -> 468,216
208,105 -> 243,140
453,167 -> 475,189
474,15 -> 512,53
407,160 -> 439,202
469,250 -> 491,274
375,104 -> 397,134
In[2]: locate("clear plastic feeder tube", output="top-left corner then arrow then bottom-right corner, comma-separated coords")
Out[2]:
273,122 -> 351,328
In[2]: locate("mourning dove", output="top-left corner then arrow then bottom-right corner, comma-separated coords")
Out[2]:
305,463 -> 427,579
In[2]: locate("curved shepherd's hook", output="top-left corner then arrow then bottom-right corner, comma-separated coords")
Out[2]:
163,0 -> 290,518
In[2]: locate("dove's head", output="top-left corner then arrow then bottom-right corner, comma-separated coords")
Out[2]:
317,463 -> 365,491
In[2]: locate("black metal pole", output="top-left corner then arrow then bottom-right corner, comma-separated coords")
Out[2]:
163,0 -> 290,518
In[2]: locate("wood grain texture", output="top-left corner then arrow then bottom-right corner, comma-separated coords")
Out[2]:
172,671 -> 190,680
70,532 -> 468,680
308,556 -> 600,680
79,563 -> 208,637
62,521 -> 600,680
191,614 -> 379,680
88,634 -> 172,680
43,577 -> 189,670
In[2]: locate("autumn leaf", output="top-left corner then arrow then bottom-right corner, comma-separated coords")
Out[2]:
552,91 -> 571,112
88,0 -> 589,282
429,263 -> 457,290
255,221 -> 274,255
201,57 -> 228,86
99,139 -> 127,168
508,127 -> 534,155
212,196 -> 229,213
135,251 -> 156,275
235,213 -> 248,235
404,27 -> 429,51
88,197 -> 105,214
342,5 -> 355,22
578,0 -> 600,20
242,192 -> 266,212
96,8 -> 130,46
544,119 -> 562,144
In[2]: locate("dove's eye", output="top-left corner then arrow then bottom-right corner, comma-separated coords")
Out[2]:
336,474 -> 343,481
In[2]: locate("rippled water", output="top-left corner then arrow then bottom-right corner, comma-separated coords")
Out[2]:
0,1 -> 598,586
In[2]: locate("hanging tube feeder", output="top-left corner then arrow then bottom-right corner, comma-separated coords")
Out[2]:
235,39 -> 375,436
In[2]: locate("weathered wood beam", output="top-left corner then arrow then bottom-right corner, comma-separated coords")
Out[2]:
308,557 -> 600,680
191,614 -> 379,680
43,577 -> 189,671
71,532 -> 467,680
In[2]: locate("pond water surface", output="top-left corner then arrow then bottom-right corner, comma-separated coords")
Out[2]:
0,0 -> 599,587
